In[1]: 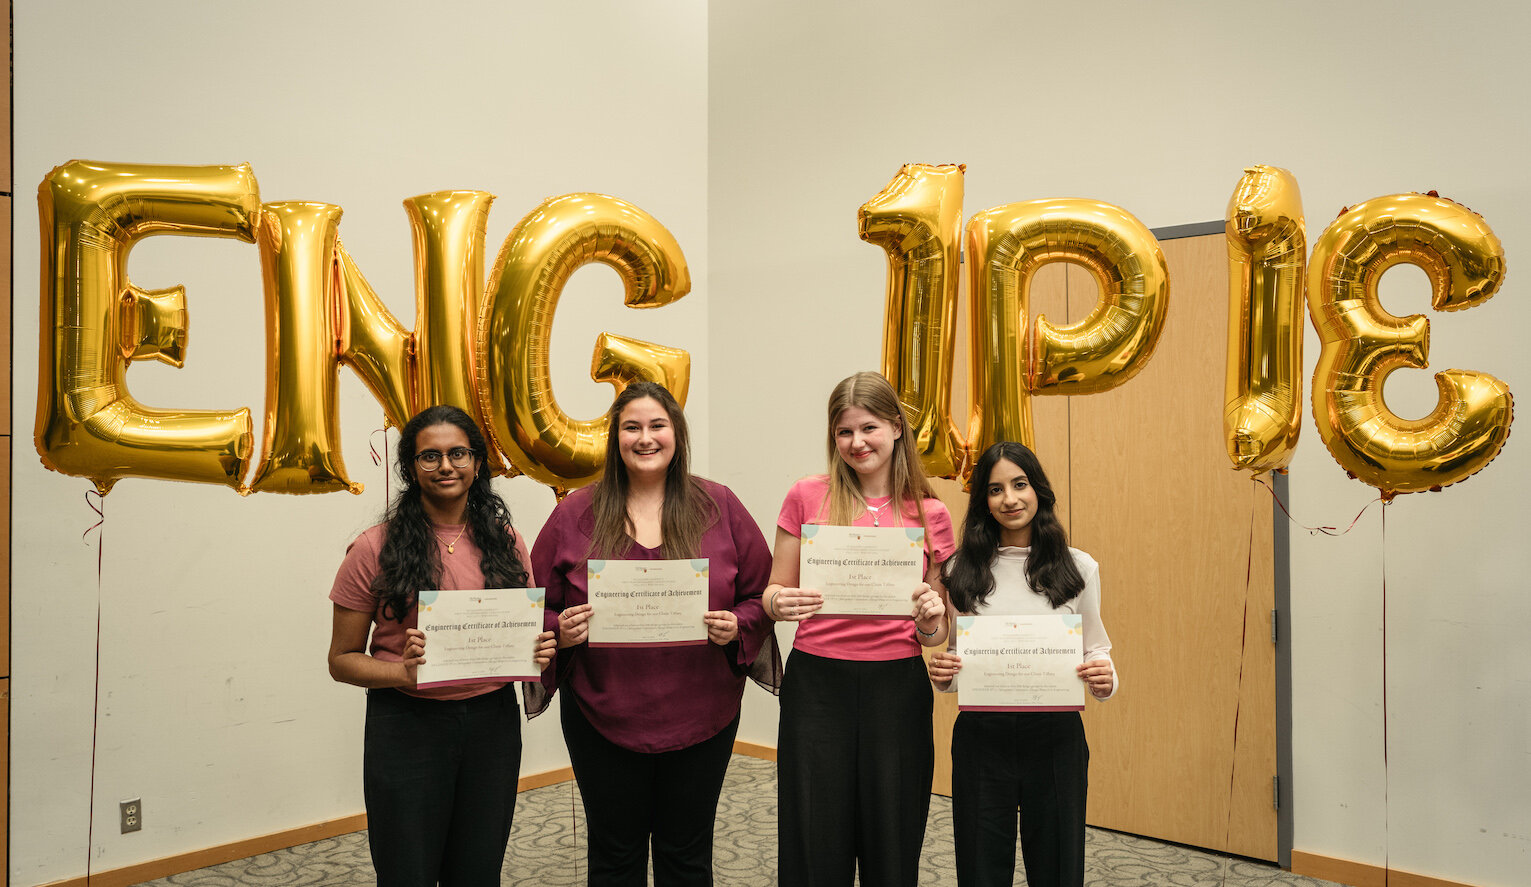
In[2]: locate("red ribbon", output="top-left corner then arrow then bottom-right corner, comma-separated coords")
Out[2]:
370,425 -> 392,511
1251,475 -> 1392,881
1381,501 -> 1392,886
82,490 -> 106,883
1254,475 -> 1383,536
1218,481 -> 1258,886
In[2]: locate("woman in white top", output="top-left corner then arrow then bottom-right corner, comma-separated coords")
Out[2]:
929,441 -> 1117,887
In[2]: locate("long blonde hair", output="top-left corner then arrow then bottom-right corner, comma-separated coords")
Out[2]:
822,372 -> 935,534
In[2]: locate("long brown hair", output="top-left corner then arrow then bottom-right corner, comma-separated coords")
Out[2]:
588,381 -> 716,559
822,372 -> 936,534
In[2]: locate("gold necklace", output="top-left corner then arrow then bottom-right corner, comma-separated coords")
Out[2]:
437,524 -> 468,554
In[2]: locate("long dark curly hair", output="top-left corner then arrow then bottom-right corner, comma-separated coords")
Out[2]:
944,441 -> 1083,611
374,405 -> 529,623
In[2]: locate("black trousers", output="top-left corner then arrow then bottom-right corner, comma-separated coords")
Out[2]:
951,710 -> 1089,887
560,696 -> 741,886
777,650 -> 934,887
363,684 -> 523,887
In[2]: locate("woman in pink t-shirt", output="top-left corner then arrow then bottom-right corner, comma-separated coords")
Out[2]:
327,405 -> 556,887
765,371 -> 955,887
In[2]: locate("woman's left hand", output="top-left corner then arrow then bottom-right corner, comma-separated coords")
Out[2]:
1078,659 -> 1115,697
533,630 -> 557,672
912,582 -> 945,636
557,604 -> 593,649
704,610 -> 739,645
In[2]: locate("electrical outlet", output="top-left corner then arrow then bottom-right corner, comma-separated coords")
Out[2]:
120,798 -> 142,834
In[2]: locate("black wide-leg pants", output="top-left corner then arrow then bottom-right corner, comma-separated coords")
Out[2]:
561,696 -> 740,886
362,684 -> 523,887
951,710 -> 1089,887
777,650 -> 934,887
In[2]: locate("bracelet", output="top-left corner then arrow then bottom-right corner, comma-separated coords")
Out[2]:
764,588 -> 781,620
915,622 -> 938,638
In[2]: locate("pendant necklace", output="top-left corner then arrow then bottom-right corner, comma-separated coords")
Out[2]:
866,499 -> 890,527
438,524 -> 468,554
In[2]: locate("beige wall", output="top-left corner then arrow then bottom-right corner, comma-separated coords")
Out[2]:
709,4 -> 1529,886
11,2 -> 1530,886
11,2 -> 709,884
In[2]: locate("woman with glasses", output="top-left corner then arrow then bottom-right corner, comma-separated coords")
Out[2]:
328,404 -> 556,887
533,381 -> 779,885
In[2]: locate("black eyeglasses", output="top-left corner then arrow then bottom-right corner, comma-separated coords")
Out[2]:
415,447 -> 475,470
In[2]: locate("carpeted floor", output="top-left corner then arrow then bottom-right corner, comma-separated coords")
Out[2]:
135,755 -> 1342,886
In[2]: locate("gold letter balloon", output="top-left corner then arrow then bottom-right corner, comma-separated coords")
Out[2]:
859,163 -> 967,480
1224,165 -> 1305,474
250,202 -> 359,495
336,191 -> 504,462
36,161 -> 260,494
1308,193 -> 1511,497
35,161 -> 1515,501
964,198 -> 1170,459
35,161 -> 693,496
478,193 -> 691,494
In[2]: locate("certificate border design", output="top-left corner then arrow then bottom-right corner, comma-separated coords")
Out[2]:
955,613 -> 1085,712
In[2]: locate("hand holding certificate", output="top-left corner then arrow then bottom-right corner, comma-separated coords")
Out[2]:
954,614 -> 1086,711
587,559 -> 710,647
798,525 -> 926,618
415,587 -> 548,688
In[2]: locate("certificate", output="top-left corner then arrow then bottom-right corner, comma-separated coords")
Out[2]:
955,614 -> 1085,711
586,559 -> 709,647
799,524 -> 926,619
414,587 -> 546,688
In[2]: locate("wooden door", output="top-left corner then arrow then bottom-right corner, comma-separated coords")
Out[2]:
929,231 -> 1277,862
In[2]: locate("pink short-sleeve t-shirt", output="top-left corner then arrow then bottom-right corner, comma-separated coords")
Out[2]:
330,523 -> 534,701
777,476 -> 955,661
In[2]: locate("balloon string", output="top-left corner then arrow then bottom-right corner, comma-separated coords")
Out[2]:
1218,479 -> 1258,887
369,428 -> 386,467
1253,475 -> 1382,536
370,425 -> 391,512
1381,501 -> 1391,887
83,490 -> 106,884
571,779 -> 581,881
82,489 -> 105,548
1258,475 -> 1392,877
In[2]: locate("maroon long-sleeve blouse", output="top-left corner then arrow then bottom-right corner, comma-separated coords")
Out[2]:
531,478 -> 780,753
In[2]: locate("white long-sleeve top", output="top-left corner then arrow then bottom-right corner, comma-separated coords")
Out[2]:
943,545 -> 1117,700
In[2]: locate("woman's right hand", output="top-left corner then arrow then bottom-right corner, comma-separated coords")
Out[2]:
533,630 -> 558,671
401,628 -> 427,686
928,650 -> 962,688
769,586 -> 824,622
558,603 -> 593,648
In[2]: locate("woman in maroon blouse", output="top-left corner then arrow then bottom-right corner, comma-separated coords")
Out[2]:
532,381 -> 779,885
